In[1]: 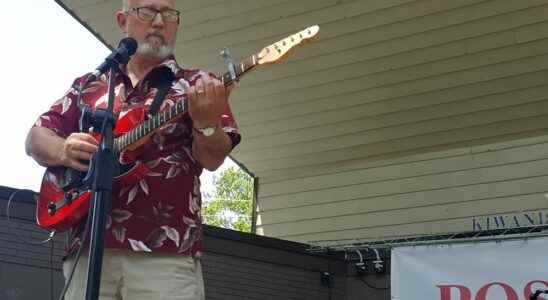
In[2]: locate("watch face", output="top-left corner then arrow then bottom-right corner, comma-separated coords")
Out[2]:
201,126 -> 216,136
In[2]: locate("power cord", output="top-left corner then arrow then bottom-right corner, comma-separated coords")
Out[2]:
358,276 -> 390,290
6,189 -> 56,245
348,248 -> 390,290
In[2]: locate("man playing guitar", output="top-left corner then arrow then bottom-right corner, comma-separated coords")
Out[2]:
25,0 -> 240,299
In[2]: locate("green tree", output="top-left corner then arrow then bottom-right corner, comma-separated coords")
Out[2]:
202,167 -> 253,232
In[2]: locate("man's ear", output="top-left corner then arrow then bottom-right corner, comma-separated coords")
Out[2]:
115,10 -> 127,33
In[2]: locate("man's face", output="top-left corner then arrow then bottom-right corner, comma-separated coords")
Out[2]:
118,0 -> 179,60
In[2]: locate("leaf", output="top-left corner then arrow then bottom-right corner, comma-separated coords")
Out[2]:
166,165 -> 181,179
139,179 -> 149,195
181,162 -> 190,173
105,215 -> 112,230
189,193 -> 200,215
183,216 -> 196,227
146,228 -> 167,248
127,185 -> 138,205
128,239 -> 152,252
118,185 -> 130,197
161,226 -> 180,247
61,97 -> 72,115
145,158 -> 162,169
193,176 -> 200,195
164,155 -> 180,164
178,226 -> 197,254
147,172 -> 163,177
112,226 -> 127,243
178,228 -> 192,253
111,209 -> 133,223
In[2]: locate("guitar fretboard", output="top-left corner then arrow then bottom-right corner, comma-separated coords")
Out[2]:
113,53 -> 259,153
220,54 -> 258,86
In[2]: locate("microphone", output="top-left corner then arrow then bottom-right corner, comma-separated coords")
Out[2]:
87,37 -> 138,82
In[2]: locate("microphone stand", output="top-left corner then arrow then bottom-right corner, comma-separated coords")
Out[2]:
84,64 -> 119,300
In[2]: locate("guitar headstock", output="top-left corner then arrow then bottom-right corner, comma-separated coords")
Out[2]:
257,25 -> 320,65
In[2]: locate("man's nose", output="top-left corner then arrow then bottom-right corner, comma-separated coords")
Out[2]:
151,12 -> 165,27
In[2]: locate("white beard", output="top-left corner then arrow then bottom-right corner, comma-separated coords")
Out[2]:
136,42 -> 174,60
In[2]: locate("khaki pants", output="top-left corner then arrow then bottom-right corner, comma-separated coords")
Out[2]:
62,249 -> 205,300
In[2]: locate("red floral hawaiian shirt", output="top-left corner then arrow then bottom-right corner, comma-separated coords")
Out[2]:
34,58 -> 240,258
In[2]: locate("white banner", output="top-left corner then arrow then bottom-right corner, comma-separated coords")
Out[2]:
391,237 -> 548,300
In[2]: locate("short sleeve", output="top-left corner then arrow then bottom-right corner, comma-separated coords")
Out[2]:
33,77 -> 83,138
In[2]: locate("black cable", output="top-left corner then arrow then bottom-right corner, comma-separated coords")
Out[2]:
358,276 -> 390,290
6,189 -> 55,245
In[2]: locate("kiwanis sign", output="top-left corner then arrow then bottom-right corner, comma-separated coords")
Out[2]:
391,238 -> 548,300
472,210 -> 548,231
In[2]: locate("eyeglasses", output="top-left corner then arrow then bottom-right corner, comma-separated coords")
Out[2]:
126,7 -> 180,23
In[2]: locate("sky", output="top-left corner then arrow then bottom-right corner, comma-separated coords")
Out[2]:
0,1 -> 234,193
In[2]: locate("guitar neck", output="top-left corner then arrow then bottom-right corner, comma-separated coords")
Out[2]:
220,54 -> 259,86
113,53 -> 259,153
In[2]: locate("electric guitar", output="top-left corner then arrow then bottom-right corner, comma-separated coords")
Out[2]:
36,25 -> 320,232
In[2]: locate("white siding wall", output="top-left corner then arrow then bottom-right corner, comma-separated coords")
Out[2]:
257,135 -> 548,243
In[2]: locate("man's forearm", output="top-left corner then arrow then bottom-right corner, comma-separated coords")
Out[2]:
25,126 -> 65,167
192,128 -> 232,171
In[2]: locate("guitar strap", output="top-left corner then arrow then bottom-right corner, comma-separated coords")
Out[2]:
147,66 -> 176,116
148,80 -> 172,116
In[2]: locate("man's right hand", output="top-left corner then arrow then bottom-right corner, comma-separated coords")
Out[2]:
25,127 -> 99,172
59,133 -> 99,172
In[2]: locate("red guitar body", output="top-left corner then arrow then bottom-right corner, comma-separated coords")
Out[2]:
36,107 -> 155,232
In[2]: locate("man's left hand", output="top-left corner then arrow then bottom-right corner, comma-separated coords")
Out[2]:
188,74 -> 230,129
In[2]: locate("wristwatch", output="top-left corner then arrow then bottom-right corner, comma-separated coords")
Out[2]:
193,124 -> 218,137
